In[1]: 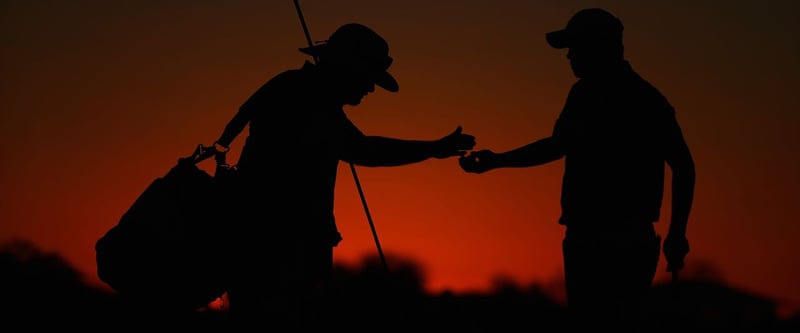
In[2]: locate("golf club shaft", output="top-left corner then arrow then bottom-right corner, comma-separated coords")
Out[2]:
292,0 -> 389,272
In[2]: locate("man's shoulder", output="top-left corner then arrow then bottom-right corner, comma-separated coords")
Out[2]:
254,65 -> 311,93
632,76 -> 673,110
271,66 -> 306,83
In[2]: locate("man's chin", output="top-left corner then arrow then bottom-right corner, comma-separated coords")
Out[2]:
345,97 -> 364,106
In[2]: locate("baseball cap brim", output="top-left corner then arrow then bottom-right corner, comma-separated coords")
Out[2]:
545,29 -> 570,49
374,71 -> 399,93
546,8 -> 624,50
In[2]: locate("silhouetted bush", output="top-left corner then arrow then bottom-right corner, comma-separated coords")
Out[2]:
1,240 -> 797,332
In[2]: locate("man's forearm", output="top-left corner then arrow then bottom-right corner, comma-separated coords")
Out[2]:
498,136 -> 564,168
216,108 -> 250,147
350,136 -> 437,167
669,166 -> 695,234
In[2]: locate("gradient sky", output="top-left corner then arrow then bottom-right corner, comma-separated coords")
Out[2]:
2,0 -> 798,314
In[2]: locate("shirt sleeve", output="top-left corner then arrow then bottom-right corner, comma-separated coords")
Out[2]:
552,82 -> 584,144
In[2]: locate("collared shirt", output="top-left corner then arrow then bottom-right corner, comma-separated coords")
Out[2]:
553,61 -> 685,228
217,61 -> 363,237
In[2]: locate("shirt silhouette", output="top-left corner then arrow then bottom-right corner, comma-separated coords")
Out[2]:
460,8 -> 695,332
212,23 -> 476,329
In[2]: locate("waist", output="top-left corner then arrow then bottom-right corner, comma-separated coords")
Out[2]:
563,218 -> 655,235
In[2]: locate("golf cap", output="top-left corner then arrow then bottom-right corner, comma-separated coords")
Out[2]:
300,23 -> 399,92
546,8 -> 624,49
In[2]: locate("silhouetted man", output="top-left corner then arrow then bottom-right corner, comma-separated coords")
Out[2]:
459,8 -> 695,332
212,23 -> 476,329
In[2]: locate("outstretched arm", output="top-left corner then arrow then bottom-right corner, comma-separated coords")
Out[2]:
348,126 -> 476,167
460,136 -> 565,173
499,136 -> 565,167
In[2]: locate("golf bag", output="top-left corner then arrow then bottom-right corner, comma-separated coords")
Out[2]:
95,144 -> 237,311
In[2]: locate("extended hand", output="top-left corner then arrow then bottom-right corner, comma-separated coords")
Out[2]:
433,126 -> 476,159
459,149 -> 496,174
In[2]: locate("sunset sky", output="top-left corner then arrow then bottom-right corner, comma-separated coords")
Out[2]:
2,0 -> 798,314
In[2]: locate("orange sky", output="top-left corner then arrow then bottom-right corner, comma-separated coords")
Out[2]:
2,0 -> 798,314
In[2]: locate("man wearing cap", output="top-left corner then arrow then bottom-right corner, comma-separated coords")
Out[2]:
459,8 -> 695,331
211,23 -> 476,328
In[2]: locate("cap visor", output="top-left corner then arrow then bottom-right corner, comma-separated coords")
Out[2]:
546,30 -> 569,49
299,43 -> 327,56
375,72 -> 399,92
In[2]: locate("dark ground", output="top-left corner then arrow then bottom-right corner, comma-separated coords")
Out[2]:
2,239 -> 798,332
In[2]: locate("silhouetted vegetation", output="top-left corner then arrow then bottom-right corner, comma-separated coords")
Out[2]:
1,239 -> 797,331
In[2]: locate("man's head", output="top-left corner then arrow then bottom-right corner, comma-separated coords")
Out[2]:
546,8 -> 625,78
300,23 -> 399,98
